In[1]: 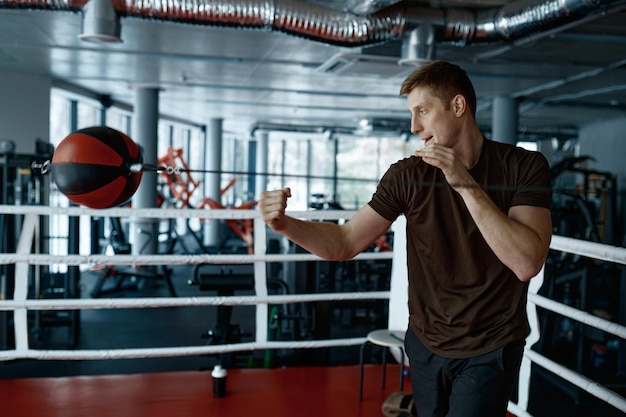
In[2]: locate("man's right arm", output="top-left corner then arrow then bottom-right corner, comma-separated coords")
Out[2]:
258,188 -> 393,261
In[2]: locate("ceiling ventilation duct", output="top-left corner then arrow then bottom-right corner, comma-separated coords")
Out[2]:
399,24 -> 435,67
79,0 -> 122,43
2,0 -> 624,53
316,23 -> 435,78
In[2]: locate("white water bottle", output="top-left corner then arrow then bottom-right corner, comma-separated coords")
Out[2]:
211,365 -> 227,398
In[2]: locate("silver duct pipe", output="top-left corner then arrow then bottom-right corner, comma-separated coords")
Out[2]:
1,0 -> 624,47
268,0 -> 405,46
471,0 -> 626,44
345,0 -> 402,15
112,0 -> 407,46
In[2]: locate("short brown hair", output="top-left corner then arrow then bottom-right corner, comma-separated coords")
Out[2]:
399,61 -> 477,117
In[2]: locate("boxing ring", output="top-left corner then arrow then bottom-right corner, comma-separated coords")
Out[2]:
1,204 -> 625,416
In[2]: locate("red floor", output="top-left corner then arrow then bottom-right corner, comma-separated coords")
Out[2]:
0,364 -> 522,417
0,364 -> 412,417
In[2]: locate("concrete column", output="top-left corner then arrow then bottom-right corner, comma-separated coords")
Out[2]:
492,96 -> 518,145
204,118 -> 222,248
255,130 -> 269,199
131,87 -> 159,255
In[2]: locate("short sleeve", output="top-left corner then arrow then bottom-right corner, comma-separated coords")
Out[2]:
367,161 -> 408,222
511,151 -> 552,209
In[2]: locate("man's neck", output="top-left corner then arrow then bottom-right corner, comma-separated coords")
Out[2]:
455,127 -> 484,169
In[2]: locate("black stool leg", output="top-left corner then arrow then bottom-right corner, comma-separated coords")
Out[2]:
358,340 -> 368,401
381,346 -> 387,389
399,347 -> 405,391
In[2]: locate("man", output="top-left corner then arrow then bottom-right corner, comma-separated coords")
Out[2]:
258,60 -> 552,417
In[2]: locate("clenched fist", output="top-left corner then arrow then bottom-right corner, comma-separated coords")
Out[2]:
258,187 -> 292,232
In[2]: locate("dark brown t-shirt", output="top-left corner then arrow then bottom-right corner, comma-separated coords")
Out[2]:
368,139 -> 552,358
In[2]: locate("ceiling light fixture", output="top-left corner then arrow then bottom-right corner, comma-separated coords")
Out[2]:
79,0 -> 123,43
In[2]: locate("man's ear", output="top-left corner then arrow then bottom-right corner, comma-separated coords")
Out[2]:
452,94 -> 466,117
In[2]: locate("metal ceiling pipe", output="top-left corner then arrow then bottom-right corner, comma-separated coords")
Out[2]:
406,0 -> 626,46
269,0 -> 405,46
472,0 -> 626,44
1,0 -> 624,47
345,0 -> 402,15
121,0 -> 407,47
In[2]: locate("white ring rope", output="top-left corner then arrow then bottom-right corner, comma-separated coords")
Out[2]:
551,235 -> 626,265
1,204 -> 626,416
0,292 -> 391,311
528,292 -> 626,339
0,339 -> 369,361
525,349 -> 626,412
0,205 -> 352,221
0,251 -> 392,266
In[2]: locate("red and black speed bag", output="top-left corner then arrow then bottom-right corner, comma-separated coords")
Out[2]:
51,126 -> 143,209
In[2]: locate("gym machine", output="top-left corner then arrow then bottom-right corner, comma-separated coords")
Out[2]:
537,156 -> 624,402
0,139 -> 81,348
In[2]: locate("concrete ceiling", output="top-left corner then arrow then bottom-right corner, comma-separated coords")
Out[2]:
1,0 -> 625,140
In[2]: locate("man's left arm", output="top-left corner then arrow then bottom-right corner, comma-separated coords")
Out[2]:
417,143 -> 552,281
460,189 -> 552,282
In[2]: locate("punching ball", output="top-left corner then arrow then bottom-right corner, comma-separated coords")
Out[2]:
51,126 -> 143,209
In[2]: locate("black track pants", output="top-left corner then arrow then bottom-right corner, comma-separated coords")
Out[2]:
404,328 -> 524,417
